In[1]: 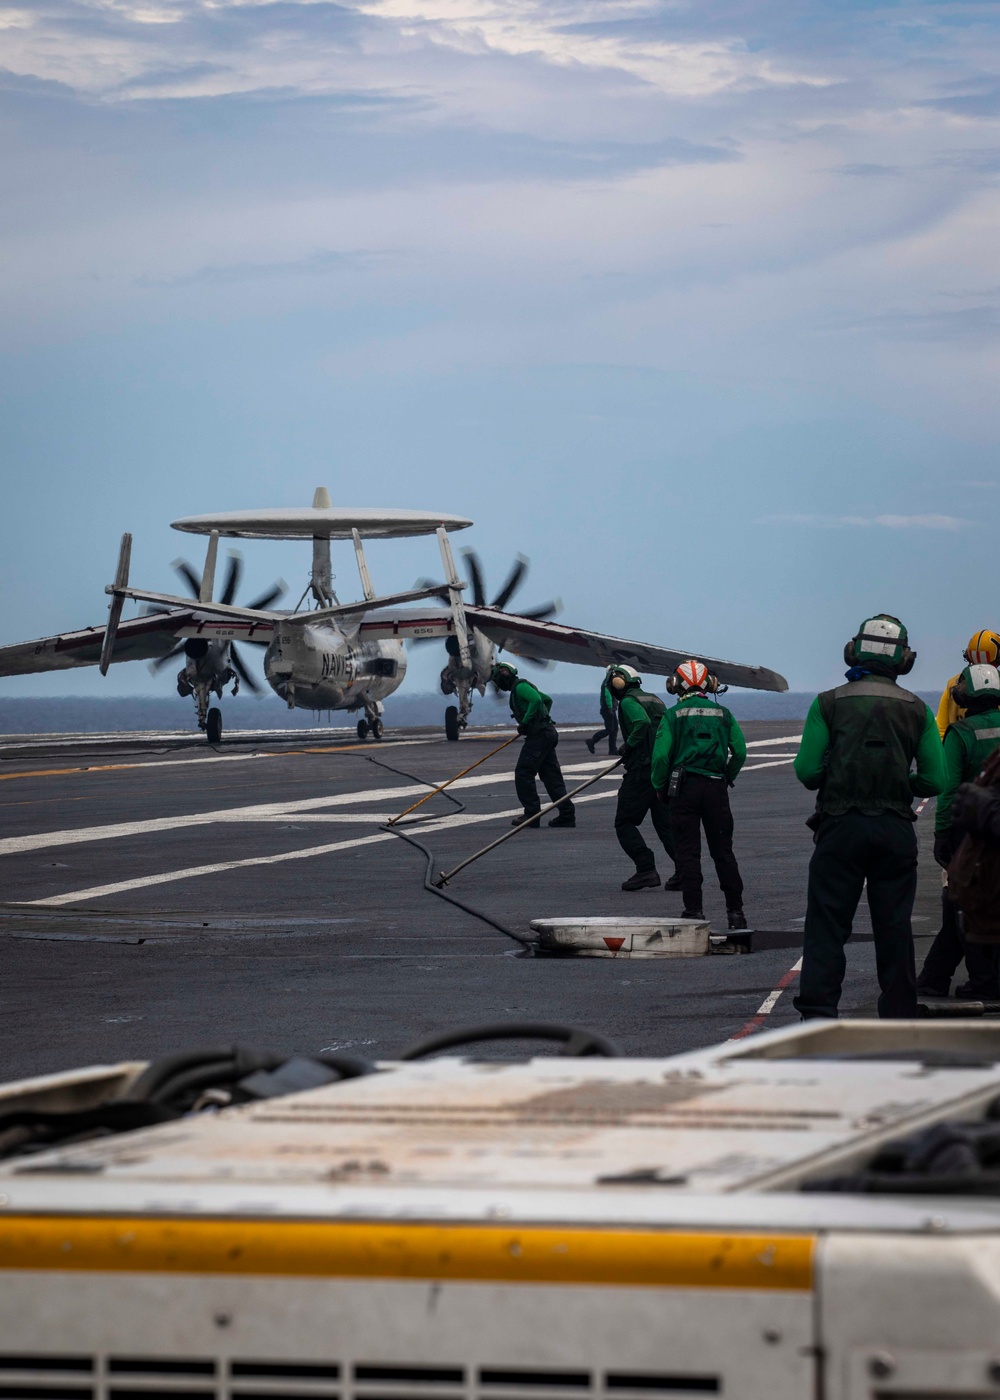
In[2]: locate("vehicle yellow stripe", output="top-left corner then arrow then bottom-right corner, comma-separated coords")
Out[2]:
0,1217 -> 813,1290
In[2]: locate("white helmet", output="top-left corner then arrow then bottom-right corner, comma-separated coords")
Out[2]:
608,664 -> 641,694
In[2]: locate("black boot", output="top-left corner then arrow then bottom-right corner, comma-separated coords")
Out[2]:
681,908 -> 706,920
585,737 -> 596,754
513,812 -> 541,829
548,812 -> 576,828
622,869 -> 660,891
727,909 -> 748,931
663,871 -> 683,892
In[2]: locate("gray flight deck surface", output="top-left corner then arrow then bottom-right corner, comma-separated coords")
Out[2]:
0,721 -> 945,1080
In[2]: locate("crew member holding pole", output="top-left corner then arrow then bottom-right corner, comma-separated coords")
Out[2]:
792,615 -> 944,1020
490,662 -> 576,829
651,660 -> 748,928
917,663 -> 1000,1001
607,665 -> 678,891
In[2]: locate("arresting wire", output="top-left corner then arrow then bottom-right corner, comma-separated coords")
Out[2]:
359,752 -> 533,950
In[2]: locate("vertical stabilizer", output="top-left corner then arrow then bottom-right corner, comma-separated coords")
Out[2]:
311,487 -> 334,606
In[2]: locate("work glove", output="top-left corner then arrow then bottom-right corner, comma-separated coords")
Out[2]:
516,723 -> 528,736
617,744 -> 627,757
933,835 -> 953,869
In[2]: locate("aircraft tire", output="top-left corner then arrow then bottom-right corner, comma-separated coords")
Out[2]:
206,707 -> 223,745
445,705 -> 460,742
357,718 -> 369,740
371,718 -> 384,741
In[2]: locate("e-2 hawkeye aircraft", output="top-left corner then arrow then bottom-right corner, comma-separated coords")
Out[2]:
0,489 -> 788,742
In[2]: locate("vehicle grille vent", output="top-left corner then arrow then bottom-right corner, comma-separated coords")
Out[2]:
0,1360 -> 721,1400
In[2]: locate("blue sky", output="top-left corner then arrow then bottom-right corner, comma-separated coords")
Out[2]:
1,0 -> 998,701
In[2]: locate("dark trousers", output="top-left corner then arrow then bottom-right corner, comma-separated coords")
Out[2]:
515,724 -> 573,818
615,764 -> 675,873
668,773 -> 743,911
590,703 -> 619,755
794,811 -> 918,1020
920,889 -> 1000,993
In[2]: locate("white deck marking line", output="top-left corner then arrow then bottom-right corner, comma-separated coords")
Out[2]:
741,758 -> 795,772
17,758 -> 789,907
0,760 -> 616,858
0,737 -> 447,783
727,957 -> 803,1041
0,733 -> 801,786
23,791 -> 618,906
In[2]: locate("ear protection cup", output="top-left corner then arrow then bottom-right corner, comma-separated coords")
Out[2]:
896,647 -> 916,675
844,640 -> 858,667
665,675 -> 682,695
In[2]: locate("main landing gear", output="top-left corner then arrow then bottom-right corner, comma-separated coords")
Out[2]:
444,680 -> 474,741
357,696 -> 385,742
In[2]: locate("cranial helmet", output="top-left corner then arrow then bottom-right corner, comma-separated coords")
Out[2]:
952,663 -> 1000,712
608,664 -> 641,695
490,661 -> 518,691
964,630 -> 1000,666
667,659 -> 717,695
844,615 -> 916,674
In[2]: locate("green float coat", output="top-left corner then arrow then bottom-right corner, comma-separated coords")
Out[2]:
508,678 -> 553,736
936,709 -> 1000,833
794,675 -> 944,818
651,693 -> 747,790
618,689 -> 667,767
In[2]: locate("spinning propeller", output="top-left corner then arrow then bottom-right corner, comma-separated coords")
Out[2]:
415,550 -> 559,671
147,552 -> 286,694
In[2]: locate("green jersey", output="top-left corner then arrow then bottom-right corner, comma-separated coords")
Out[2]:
650,693 -> 747,790
936,709 -> 1000,833
794,676 -> 943,818
509,678 -> 552,736
618,688 -> 667,767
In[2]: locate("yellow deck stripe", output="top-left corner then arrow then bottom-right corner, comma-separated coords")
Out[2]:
0,1217 -> 813,1290
0,744 -> 395,784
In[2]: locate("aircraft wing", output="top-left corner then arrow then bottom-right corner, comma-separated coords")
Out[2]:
362,606 -> 788,692
0,610 -> 198,677
466,607 -> 788,692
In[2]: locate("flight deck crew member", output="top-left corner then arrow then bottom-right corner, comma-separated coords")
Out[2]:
586,668 -> 619,756
936,630 -> 1000,737
490,662 -> 575,828
792,615 -> 945,1021
607,665 -> 678,892
917,664 -> 1000,1001
651,660 -> 748,929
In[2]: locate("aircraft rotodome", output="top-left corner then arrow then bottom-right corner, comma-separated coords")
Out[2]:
0,490 -> 788,743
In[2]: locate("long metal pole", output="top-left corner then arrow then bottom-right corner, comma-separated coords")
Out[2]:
434,756 -> 623,886
387,735 -> 519,826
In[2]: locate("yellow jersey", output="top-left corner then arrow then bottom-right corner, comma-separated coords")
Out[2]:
936,674 -> 966,737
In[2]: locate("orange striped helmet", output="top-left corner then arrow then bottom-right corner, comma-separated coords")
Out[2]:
965,631 -> 1000,666
676,659 -> 709,692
